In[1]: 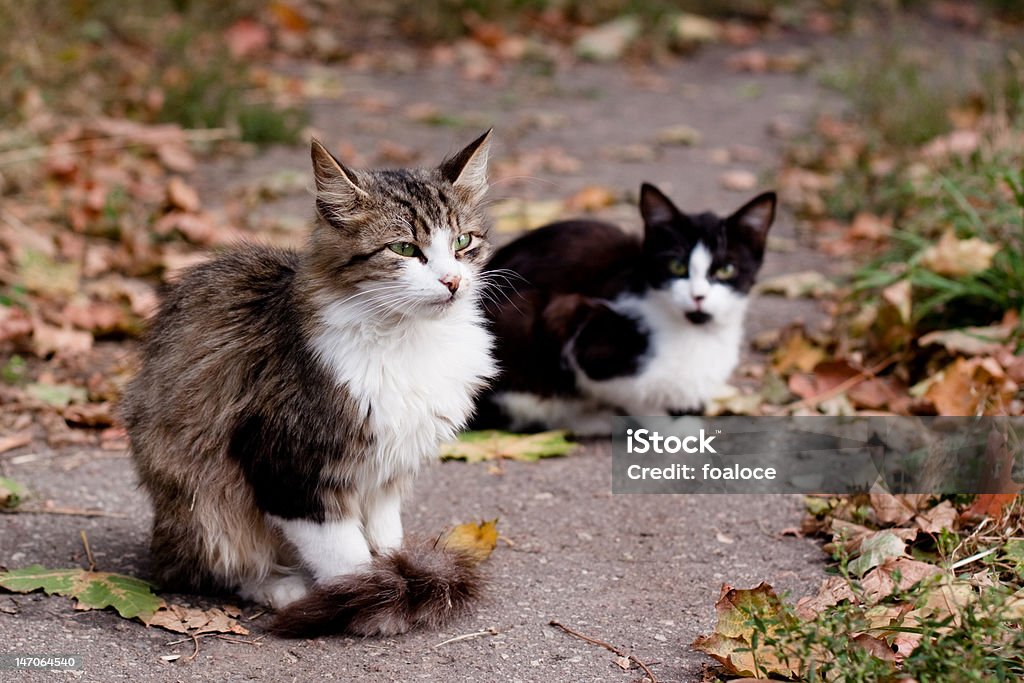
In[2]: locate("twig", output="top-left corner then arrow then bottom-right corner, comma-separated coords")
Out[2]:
433,628 -> 498,648
17,506 -> 127,518
79,530 -> 96,572
185,633 -> 201,662
787,353 -> 902,411
549,620 -> 657,683
949,546 -> 998,571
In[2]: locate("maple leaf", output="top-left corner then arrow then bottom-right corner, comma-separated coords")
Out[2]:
692,583 -> 803,679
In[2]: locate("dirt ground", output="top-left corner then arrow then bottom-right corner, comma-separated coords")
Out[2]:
2,37 -> 842,682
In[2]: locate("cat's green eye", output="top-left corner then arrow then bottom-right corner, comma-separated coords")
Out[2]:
454,233 -> 472,251
715,263 -> 737,280
668,258 -> 688,277
388,242 -> 417,257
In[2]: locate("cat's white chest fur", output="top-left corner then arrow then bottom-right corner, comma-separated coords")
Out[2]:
311,297 -> 495,486
574,292 -> 746,416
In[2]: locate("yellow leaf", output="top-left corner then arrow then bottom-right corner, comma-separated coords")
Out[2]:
919,230 -> 998,277
444,519 -> 499,564
490,198 -> 564,233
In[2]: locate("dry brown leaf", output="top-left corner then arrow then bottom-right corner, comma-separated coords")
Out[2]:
31,322 -> 93,357
913,500 -> 957,534
795,575 -> 855,619
142,603 -> 249,635
870,493 -> 924,526
167,176 -> 200,213
0,432 -> 33,454
0,306 -> 33,343
563,186 -> 617,213
692,583 -> 802,679
848,212 -> 892,241
919,230 -> 998,278
860,557 -> 943,604
772,329 -> 827,375
881,280 -> 911,325
63,402 -> 115,428
960,493 -> 1019,523
719,169 -> 758,191
923,357 -> 1017,416
919,324 -> 1012,357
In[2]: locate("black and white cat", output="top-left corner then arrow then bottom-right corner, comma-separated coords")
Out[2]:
474,183 -> 776,435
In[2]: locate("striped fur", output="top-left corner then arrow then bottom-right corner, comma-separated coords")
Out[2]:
122,131 -> 496,634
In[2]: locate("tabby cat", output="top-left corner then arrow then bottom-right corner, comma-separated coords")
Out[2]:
122,131 -> 496,636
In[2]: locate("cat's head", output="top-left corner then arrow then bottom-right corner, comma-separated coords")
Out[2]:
305,131 -> 493,319
638,183 -> 776,326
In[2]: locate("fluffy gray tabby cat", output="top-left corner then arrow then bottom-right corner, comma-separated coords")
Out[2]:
121,131 -> 496,636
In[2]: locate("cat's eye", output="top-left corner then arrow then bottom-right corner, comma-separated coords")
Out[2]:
668,258 -> 688,277
715,263 -> 737,280
388,242 -> 418,257
454,233 -> 472,251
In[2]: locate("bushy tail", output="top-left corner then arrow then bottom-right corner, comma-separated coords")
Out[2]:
269,539 -> 483,638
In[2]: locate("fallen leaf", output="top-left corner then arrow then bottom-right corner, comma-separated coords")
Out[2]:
851,633 -> 898,665
772,328 -> 827,375
655,124 -> 702,146
166,176 -> 200,213
692,583 -> 802,679
870,493 -> 924,526
141,603 -> 249,636
572,16 -> 641,62
719,169 -> 758,192
924,357 -> 1017,416
860,557 -> 942,604
881,280 -> 911,325
31,322 -> 93,357
0,432 -> 33,455
795,575 -> 855,619
63,402 -> 115,428
756,271 -> 835,299
0,566 -> 162,619
848,212 -> 892,241
668,13 -> 720,53
443,519 -> 499,563
0,477 -> 27,509
489,198 -> 565,233
919,230 -> 999,278
441,430 -> 576,462
919,325 -> 1012,357
913,500 -> 957,534
25,382 -> 88,408
224,18 -> 270,59
960,493 -> 1019,522
563,186 -> 617,213
848,531 -> 908,578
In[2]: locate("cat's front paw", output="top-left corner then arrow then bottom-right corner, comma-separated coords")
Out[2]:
240,574 -> 310,609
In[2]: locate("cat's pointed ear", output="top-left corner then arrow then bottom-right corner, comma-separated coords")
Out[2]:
311,138 -> 367,198
639,183 -> 681,227
439,129 -> 492,197
727,191 -> 776,251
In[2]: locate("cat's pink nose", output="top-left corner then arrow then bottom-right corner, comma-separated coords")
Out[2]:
440,274 -> 461,294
